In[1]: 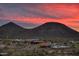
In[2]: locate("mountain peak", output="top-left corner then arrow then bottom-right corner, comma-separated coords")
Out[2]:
33,22 -> 79,34
7,22 -> 15,24
0,22 -> 24,30
43,22 -> 65,26
5,22 -> 18,25
45,22 -> 62,24
34,22 -> 66,30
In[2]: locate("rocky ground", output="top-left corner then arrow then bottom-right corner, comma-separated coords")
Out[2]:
0,39 -> 79,56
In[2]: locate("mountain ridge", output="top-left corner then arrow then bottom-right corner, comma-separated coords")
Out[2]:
0,22 -> 79,41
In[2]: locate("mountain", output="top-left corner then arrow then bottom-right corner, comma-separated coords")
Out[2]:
0,22 -> 25,30
0,22 -> 29,39
0,22 -> 79,41
31,22 -> 79,41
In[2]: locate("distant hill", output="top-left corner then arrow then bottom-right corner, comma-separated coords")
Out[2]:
0,22 -> 25,30
31,22 -> 79,41
0,22 -> 29,39
32,22 -> 79,36
0,22 -> 79,41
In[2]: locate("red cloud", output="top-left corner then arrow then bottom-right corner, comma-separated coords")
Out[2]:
0,4 -> 79,31
38,4 -> 79,18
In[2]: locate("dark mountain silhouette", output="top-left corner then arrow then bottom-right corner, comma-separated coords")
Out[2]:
31,22 -> 79,41
0,22 -> 25,30
0,22 -> 29,39
32,22 -> 78,36
0,22 -> 79,41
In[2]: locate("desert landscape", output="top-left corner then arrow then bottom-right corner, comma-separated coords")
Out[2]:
0,3 -> 79,56
0,22 -> 79,56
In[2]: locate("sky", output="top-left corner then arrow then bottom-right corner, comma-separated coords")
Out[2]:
0,3 -> 79,31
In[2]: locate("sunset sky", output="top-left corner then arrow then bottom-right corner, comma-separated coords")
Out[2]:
0,3 -> 79,31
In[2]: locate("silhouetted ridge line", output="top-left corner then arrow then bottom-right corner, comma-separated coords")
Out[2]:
0,22 -> 25,29
0,22 -> 79,41
33,22 -> 77,32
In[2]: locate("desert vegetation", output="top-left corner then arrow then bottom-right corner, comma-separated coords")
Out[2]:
0,39 -> 78,56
